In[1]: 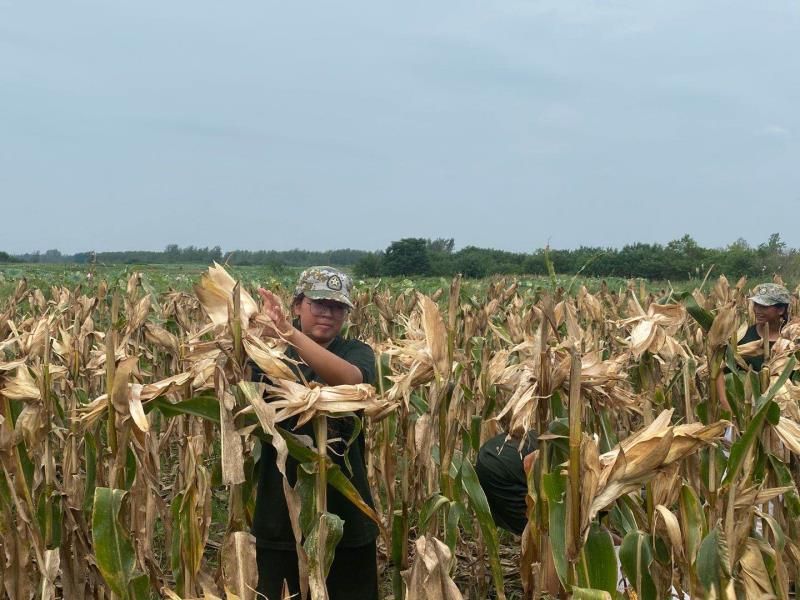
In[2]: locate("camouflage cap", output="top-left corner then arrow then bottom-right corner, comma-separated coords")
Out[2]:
749,283 -> 791,306
293,266 -> 354,309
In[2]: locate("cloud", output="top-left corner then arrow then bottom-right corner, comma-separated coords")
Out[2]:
755,125 -> 791,138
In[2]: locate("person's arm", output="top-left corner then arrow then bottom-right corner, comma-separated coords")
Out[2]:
287,329 -> 364,385
256,288 -> 363,386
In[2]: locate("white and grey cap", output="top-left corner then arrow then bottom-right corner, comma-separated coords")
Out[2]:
749,283 -> 791,306
293,266 -> 354,309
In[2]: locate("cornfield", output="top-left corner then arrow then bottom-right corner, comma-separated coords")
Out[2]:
1,264 -> 799,599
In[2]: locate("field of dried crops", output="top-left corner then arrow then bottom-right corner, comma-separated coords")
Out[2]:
1,264 -> 799,599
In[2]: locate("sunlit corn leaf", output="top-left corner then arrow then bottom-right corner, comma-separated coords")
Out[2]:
418,293 -> 451,382
583,410 -> 726,534
262,379 -> 393,426
571,588 -> 612,600
721,398 -> 778,486
623,301 -> 686,358
242,335 -> 298,381
194,262 -> 258,329
79,371 -> 194,428
707,302 -> 738,350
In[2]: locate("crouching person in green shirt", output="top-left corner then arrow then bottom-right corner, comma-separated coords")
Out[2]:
251,267 -> 378,600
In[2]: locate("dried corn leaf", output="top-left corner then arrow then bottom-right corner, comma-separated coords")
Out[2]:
194,262 -> 258,329
1,366 -> 40,401
243,336 -> 298,381
221,531 -> 257,600
263,380 -> 390,426
402,536 -> 463,600
418,293 -> 450,381
774,417 -> 800,456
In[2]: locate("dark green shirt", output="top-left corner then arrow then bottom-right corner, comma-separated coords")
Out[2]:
251,335 -> 378,549
474,432 -> 537,536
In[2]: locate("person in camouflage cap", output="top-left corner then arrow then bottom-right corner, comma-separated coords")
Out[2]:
252,267 -> 380,599
749,283 -> 792,307
739,282 -> 792,368
293,266 -> 355,309
717,282 -> 794,414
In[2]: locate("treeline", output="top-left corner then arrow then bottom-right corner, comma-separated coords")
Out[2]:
4,234 -> 799,280
8,246 -> 369,267
354,234 -> 800,280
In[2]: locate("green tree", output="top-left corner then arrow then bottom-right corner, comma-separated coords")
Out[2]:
354,252 -> 384,278
383,238 -> 431,276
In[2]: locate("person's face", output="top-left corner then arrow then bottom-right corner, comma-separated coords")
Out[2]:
752,302 -> 785,325
293,297 -> 349,345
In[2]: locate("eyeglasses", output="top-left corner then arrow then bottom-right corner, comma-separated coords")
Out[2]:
304,298 -> 349,318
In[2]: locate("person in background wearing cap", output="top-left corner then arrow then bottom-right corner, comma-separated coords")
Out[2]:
250,267 -> 379,600
716,282 -> 792,411
737,283 -> 792,371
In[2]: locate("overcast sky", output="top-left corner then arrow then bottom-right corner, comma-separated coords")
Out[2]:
1,0 -> 798,254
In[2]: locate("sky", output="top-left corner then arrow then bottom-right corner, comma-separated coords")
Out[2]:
1,0 -> 799,254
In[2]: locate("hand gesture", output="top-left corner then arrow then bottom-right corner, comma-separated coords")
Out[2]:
255,288 -> 294,340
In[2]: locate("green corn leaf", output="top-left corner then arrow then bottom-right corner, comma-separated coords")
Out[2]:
278,428 -> 383,531
571,588 -> 613,600
609,500 -> 639,538
757,356 -> 797,407
619,530 -> 657,600
676,292 -> 714,332
296,465 -> 317,537
419,493 -> 450,531
457,454 -> 506,600
598,409 -> 618,453
391,510 -> 408,600
678,484 -> 706,565
696,527 -> 727,594
92,487 -> 144,599
83,432 -> 97,516
304,511 -> 344,598
151,394 -> 220,424
767,454 -> 800,518
722,397 -> 776,486
128,574 -> 150,600
755,510 -> 785,552
170,492 -> 185,594
542,471 -> 568,587
576,523 -> 617,595
444,500 -> 465,552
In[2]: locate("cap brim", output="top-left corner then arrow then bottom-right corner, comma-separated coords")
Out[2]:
749,295 -> 780,306
304,289 -> 354,309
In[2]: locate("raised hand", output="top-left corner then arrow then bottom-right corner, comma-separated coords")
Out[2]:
255,288 -> 294,339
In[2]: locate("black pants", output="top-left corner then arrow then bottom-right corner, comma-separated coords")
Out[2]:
256,541 -> 378,600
